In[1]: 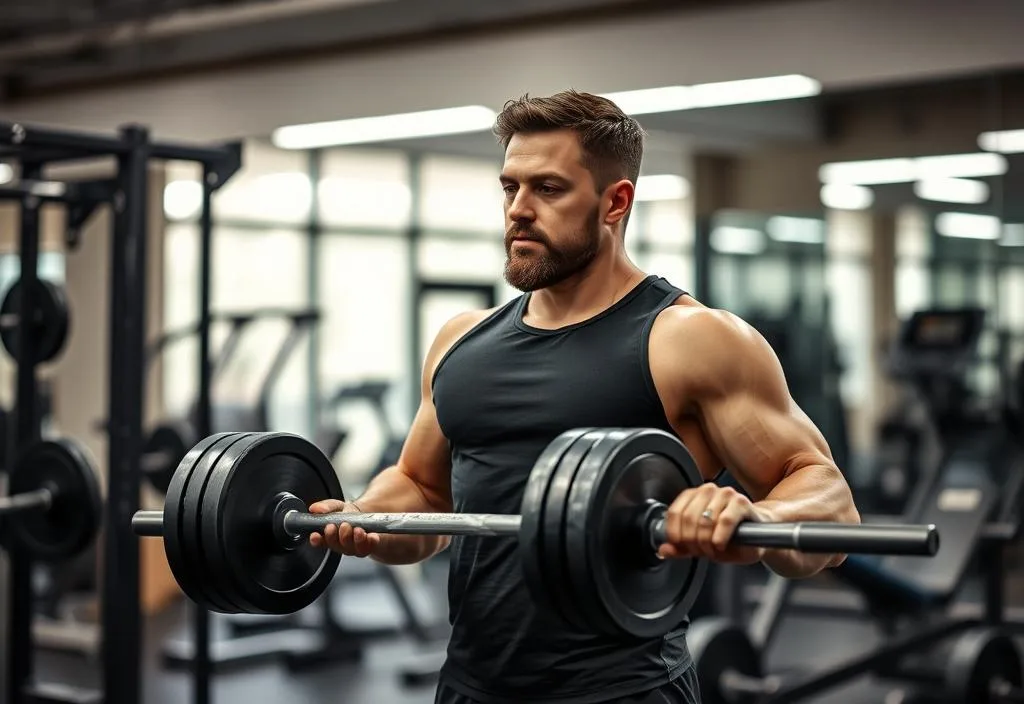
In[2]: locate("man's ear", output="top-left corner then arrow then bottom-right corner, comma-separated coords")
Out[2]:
604,179 -> 635,226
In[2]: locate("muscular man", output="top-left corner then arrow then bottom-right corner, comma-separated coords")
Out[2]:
308,90 -> 860,704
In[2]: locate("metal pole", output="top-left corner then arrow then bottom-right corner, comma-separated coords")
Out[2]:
102,124 -> 149,704
8,159 -> 43,704
191,163 -> 216,704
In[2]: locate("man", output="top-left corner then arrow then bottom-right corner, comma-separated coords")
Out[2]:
308,90 -> 860,704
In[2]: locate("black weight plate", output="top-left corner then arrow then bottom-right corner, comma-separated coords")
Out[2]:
563,428 -> 641,637
541,429 -> 606,632
163,432 -> 238,611
9,439 -> 101,561
688,617 -> 762,704
198,432 -> 272,615
1,278 -> 71,364
208,432 -> 343,615
181,432 -> 255,614
945,627 -> 1024,704
573,428 -> 705,639
143,419 -> 198,495
518,427 -> 594,620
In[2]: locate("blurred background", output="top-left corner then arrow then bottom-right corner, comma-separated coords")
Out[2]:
1,1 -> 1024,702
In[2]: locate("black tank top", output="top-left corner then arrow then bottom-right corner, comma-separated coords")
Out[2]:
431,275 -> 694,704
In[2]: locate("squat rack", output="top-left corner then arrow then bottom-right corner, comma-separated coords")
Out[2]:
0,120 -> 241,704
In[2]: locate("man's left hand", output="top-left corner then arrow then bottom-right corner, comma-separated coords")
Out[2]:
657,483 -> 770,564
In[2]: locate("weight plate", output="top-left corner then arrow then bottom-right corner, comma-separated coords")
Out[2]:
576,428 -> 705,638
1,278 -> 71,364
198,432 -> 271,615
208,432 -> 342,615
9,439 -> 101,561
181,432 -> 254,614
163,432 -> 237,611
945,627 -> 1023,704
688,617 -> 763,704
541,429 -> 605,632
518,428 -> 594,620
563,428 -> 642,637
143,419 -> 198,495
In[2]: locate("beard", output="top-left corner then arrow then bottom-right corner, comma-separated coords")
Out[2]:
503,208 -> 601,292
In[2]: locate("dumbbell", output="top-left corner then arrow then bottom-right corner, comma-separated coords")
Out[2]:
1,439 -> 102,560
131,428 -> 939,638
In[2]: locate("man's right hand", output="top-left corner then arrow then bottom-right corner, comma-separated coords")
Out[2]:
307,499 -> 382,557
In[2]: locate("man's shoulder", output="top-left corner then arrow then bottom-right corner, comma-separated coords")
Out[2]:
653,297 -> 751,346
648,300 -> 772,395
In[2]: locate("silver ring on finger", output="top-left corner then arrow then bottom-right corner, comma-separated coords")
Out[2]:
700,508 -> 714,523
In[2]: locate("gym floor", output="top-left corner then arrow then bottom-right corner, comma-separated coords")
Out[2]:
36,557 -> 1024,704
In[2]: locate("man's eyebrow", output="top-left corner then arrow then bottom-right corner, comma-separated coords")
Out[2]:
499,172 -> 572,184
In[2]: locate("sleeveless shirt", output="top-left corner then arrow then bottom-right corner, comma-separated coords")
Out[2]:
431,275 -> 694,704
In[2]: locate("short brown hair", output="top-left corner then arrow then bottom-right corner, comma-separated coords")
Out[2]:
493,90 -> 645,191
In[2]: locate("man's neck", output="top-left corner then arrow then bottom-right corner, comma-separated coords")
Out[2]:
525,254 -> 647,329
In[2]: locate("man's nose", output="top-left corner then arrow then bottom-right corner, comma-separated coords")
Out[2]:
507,191 -> 535,222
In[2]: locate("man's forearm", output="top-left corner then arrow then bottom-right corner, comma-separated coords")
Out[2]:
349,465 -> 452,565
753,464 -> 860,578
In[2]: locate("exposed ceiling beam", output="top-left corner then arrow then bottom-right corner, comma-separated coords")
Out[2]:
0,0 -> 786,98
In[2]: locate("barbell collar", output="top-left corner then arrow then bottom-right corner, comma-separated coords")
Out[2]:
0,487 -> 53,514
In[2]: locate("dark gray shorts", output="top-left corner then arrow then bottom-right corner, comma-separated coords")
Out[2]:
434,665 -> 701,704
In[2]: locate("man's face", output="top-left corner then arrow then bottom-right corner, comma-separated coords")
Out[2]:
499,129 -> 603,292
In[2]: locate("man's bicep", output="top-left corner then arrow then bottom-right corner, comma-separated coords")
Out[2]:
395,396 -> 453,512
695,324 -> 835,500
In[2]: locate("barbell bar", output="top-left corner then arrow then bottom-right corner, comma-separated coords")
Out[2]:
131,428 -> 939,638
135,506 -> 937,555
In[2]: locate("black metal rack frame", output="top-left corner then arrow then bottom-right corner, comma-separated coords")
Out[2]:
0,120 -> 241,704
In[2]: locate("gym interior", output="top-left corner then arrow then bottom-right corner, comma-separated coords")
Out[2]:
1,1 -> 1023,702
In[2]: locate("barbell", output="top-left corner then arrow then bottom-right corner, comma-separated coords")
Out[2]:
2,438 -> 102,560
131,427 -> 939,639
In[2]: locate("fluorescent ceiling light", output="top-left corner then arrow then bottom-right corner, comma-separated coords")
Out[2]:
635,174 -> 690,201
1001,223 -> 1024,247
935,212 -> 1001,240
766,216 -> 825,244
601,74 -> 820,115
978,128 -> 1024,154
819,183 -> 873,210
0,163 -> 12,184
819,153 -> 1007,185
914,177 -> 989,204
710,226 -> 765,255
272,105 -> 497,149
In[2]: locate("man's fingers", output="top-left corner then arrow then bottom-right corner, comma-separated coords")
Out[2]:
711,499 -> 747,552
664,489 -> 698,546
308,499 -> 346,514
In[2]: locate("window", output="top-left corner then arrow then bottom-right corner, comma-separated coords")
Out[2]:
318,148 -> 411,230
417,237 -> 504,282
160,224 -> 310,432
645,199 -> 694,247
213,140 -> 312,226
419,155 -> 504,235
318,234 -> 410,479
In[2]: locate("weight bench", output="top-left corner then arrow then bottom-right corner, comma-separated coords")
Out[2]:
689,439 -> 1024,703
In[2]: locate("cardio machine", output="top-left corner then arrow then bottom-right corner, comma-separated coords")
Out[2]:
688,307 -> 1024,704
